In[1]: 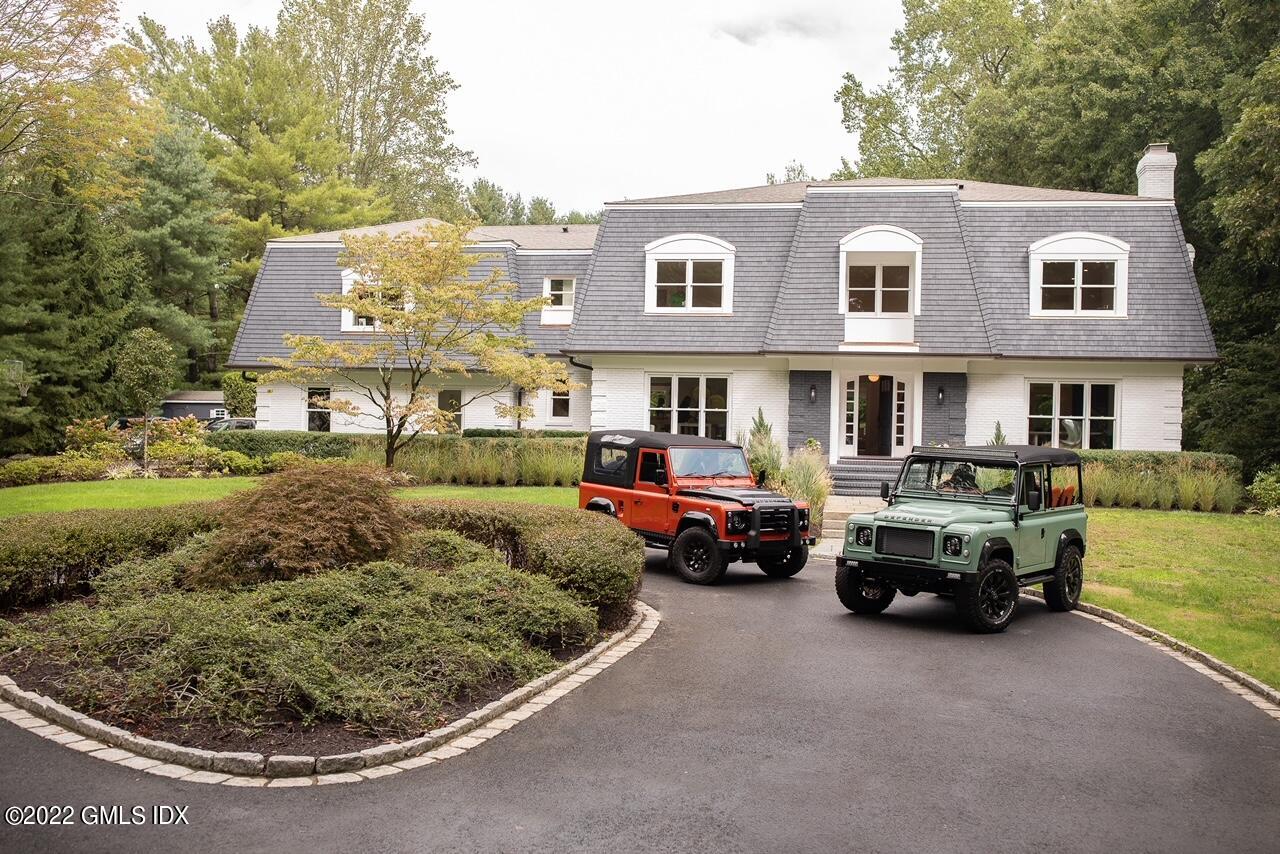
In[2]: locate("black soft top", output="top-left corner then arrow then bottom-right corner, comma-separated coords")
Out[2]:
908,445 -> 1081,465
587,430 -> 741,451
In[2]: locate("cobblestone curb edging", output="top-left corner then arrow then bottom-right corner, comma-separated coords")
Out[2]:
0,601 -> 660,787
1021,589 -> 1280,719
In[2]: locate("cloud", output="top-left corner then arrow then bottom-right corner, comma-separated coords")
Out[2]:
715,10 -> 847,46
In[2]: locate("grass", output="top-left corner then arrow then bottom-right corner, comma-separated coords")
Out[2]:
2,479 -> 1276,688
1084,508 -> 1280,689
0,479 -> 578,518
0,477 -> 260,517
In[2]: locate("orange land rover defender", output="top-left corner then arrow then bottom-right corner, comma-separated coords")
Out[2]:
578,430 -> 815,584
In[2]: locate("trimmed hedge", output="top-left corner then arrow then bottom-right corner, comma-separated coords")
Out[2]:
204,430 -> 358,459
0,504 -> 221,608
402,499 -> 644,627
462,428 -> 587,438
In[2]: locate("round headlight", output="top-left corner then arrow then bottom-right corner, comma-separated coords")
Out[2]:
943,534 -> 964,557
855,526 -> 873,547
727,511 -> 749,533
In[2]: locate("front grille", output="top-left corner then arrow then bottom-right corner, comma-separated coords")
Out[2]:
876,526 -> 934,560
756,505 -> 794,534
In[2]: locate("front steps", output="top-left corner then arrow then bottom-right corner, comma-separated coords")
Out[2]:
815,495 -> 886,556
830,456 -> 904,497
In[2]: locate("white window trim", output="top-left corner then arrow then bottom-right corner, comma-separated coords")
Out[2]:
340,267 -> 415,331
547,388 -> 572,422
837,225 -> 923,317
644,234 -> 735,315
541,276 -> 575,326
646,373 -> 731,438
1029,232 -> 1129,318
1026,379 -> 1120,450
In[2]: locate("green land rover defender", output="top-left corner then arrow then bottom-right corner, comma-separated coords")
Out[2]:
835,445 -> 1087,633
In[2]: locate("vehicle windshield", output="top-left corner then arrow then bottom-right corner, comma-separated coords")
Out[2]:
668,447 -> 751,478
899,458 -> 1016,500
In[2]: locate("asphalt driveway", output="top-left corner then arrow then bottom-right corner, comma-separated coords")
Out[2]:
3,553 -> 1278,853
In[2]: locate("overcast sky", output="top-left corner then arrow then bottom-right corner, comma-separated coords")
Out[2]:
117,1 -> 902,212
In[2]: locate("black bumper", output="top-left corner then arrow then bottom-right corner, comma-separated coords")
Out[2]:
835,556 -> 970,593
721,536 -> 816,559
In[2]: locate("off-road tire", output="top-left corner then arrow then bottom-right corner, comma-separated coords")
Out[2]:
1043,544 -> 1083,612
758,545 -> 809,578
670,526 -> 728,585
835,565 -> 897,614
955,559 -> 1019,633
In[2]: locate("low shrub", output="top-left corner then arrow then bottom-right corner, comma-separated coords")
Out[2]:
2,559 -> 596,737
64,417 -> 124,451
402,500 -> 643,626
1247,465 -> 1280,513
190,464 -> 405,587
739,408 -> 783,485
392,529 -> 499,571
778,445 -> 833,529
91,534 -> 213,606
0,504 -> 220,608
462,428 -> 587,438
0,455 -> 111,488
205,430 -> 357,459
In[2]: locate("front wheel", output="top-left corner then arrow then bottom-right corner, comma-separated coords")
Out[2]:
955,559 -> 1019,633
835,565 -> 897,614
758,545 -> 808,578
1044,544 -> 1083,611
670,526 -> 727,585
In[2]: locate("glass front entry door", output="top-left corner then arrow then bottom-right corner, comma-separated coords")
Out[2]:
842,375 -> 910,457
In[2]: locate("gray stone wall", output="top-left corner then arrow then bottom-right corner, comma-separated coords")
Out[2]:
921,372 -> 967,446
788,371 -> 831,452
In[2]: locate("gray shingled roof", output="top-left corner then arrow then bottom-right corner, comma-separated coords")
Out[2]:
609,178 -> 1147,206
269,219 -> 598,250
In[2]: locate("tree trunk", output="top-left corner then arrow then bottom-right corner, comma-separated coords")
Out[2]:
385,423 -> 397,468
142,415 -> 150,473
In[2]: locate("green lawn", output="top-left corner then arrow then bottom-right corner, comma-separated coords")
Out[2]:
1,480 -> 1276,687
0,478 -> 577,518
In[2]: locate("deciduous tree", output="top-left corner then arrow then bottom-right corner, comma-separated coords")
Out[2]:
114,328 -> 179,471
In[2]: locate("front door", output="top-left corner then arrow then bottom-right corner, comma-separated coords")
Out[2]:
1015,464 -> 1050,571
842,375 -> 911,457
632,450 -> 670,536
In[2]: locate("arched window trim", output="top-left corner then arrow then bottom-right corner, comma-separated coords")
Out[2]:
1029,232 -> 1130,318
644,233 -> 736,315
837,225 -> 924,317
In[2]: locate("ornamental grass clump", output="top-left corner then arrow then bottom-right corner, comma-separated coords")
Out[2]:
189,463 -> 404,587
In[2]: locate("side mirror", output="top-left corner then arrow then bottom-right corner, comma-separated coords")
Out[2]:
654,469 -> 668,487
756,469 -> 767,488
880,481 -> 890,500
1027,490 -> 1042,512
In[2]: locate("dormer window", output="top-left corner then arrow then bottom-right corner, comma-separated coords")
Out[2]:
340,268 -> 374,332
847,263 -> 911,314
836,225 -> 922,351
541,276 -> 575,326
1029,233 -> 1129,317
645,234 -> 735,314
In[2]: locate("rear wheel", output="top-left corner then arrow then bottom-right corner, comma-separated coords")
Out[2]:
1044,544 -> 1083,612
670,526 -> 727,585
956,559 -> 1019,633
758,546 -> 808,578
835,565 -> 897,614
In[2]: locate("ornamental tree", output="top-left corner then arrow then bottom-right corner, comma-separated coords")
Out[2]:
265,220 -> 579,467
114,328 -> 180,471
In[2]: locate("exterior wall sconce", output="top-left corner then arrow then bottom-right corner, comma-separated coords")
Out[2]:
937,386 -> 945,405
867,373 -> 880,383
808,384 -> 817,404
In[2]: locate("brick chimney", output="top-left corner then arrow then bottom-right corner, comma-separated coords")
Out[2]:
1137,142 -> 1177,198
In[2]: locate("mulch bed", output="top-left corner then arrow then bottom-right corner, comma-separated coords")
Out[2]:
2,633 -> 590,756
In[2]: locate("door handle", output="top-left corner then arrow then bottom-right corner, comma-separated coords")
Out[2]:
1040,528 -> 1045,539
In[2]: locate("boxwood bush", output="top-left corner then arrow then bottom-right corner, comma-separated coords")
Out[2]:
204,430 -> 358,459
0,504 -> 221,608
402,499 -> 643,627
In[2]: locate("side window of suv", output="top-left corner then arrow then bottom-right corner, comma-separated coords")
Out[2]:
1049,463 -> 1081,508
1020,465 -> 1046,509
638,451 -> 667,485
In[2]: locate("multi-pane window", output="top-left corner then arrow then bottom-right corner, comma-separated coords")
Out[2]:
648,375 -> 729,439
437,389 -> 462,432
655,259 -> 724,310
306,388 -> 331,433
846,264 -> 911,314
547,278 -> 574,307
550,389 -> 570,419
1028,381 -> 1116,449
1039,260 -> 1117,313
